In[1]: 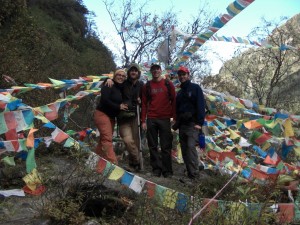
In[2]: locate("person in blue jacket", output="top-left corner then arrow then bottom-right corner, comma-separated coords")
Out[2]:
172,66 -> 206,179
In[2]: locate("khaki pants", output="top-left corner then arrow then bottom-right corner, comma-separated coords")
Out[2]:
119,117 -> 140,166
94,110 -> 118,164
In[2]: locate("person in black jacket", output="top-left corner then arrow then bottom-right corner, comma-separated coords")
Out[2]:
105,63 -> 144,172
172,66 -> 205,179
94,69 -> 127,164
118,63 -> 144,171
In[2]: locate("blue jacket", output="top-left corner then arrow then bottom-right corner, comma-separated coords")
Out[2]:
176,80 -> 205,126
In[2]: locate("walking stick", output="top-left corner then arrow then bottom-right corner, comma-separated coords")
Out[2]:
137,105 -> 144,171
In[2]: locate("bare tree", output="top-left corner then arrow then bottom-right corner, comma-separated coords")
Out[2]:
213,15 -> 300,110
102,0 -> 214,69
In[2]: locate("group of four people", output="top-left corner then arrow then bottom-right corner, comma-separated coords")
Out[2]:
94,63 -> 206,180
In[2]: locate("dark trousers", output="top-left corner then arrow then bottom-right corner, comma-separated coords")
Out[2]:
146,118 -> 173,174
179,123 -> 199,178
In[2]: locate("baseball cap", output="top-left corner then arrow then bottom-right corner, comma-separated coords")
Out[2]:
177,66 -> 190,74
150,63 -> 161,71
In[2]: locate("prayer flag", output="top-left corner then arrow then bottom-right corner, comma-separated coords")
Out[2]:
103,161 -> 115,177
283,119 -> 294,137
45,103 -> 60,121
155,185 -> 167,203
108,166 -> 125,180
26,128 -> 38,148
176,193 -> 189,212
1,156 -> 16,166
51,127 -> 69,143
129,175 -> 145,193
96,158 -> 107,174
121,172 -> 134,187
243,120 -> 262,129
22,168 -> 42,191
26,148 -> 37,173
163,189 -> 178,209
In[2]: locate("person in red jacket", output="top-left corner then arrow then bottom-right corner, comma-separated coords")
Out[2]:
141,64 -> 176,178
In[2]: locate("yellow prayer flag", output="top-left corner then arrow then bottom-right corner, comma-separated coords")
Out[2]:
228,128 -> 240,140
34,115 -> 49,123
48,78 -> 65,86
225,146 -> 235,151
86,83 -> 92,90
176,145 -> 184,164
283,119 -> 294,137
33,107 -> 42,114
258,105 -> 265,111
235,101 -> 245,109
236,119 -> 246,129
206,95 -> 216,102
163,189 -> 178,209
294,146 -> 300,157
108,166 -> 125,180
262,142 -> 271,151
22,168 -> 42,191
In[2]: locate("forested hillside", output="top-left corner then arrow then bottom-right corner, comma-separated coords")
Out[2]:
202,14 -> 300,113
0,0 -> 116,89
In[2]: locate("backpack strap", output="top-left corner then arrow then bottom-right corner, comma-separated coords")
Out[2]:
164,79 -> 172,102
146,81 -> 151,101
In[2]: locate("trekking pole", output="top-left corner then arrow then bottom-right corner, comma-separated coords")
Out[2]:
136,105 -> 144,171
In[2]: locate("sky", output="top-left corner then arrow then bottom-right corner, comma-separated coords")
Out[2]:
83,0 -> 300,74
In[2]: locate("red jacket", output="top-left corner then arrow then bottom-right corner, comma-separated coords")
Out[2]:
141,78 -> 176,123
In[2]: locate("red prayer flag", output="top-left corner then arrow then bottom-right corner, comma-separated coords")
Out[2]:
146,181 -> 156,198
277,203 -> 295,223
255,133 -> 271,145
96,158 -> 107,174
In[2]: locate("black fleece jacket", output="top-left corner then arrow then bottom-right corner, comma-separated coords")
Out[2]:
176,80 -> 206,126
96,81 -> 123,118
122,78 -> 144,112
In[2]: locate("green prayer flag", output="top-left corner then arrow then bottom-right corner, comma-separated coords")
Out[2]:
66,130 -> 77,136
155,185 -> 167,203
276,161 -> 285,171
294,186 -> 300,221
249,131 -> 262,144
215,119 -> 227,129
103,161 -> 115,177
26,148 -> 37,173
268,124 -> 282,136
1,156 -> 16,166
19,139 -> 28,151
0,113 -> 8,134
63,138 -> 74,147
257,118 -> 267,126
39,105 -> 53,113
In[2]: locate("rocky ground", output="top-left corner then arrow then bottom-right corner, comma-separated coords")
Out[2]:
0,144 -> 212,225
